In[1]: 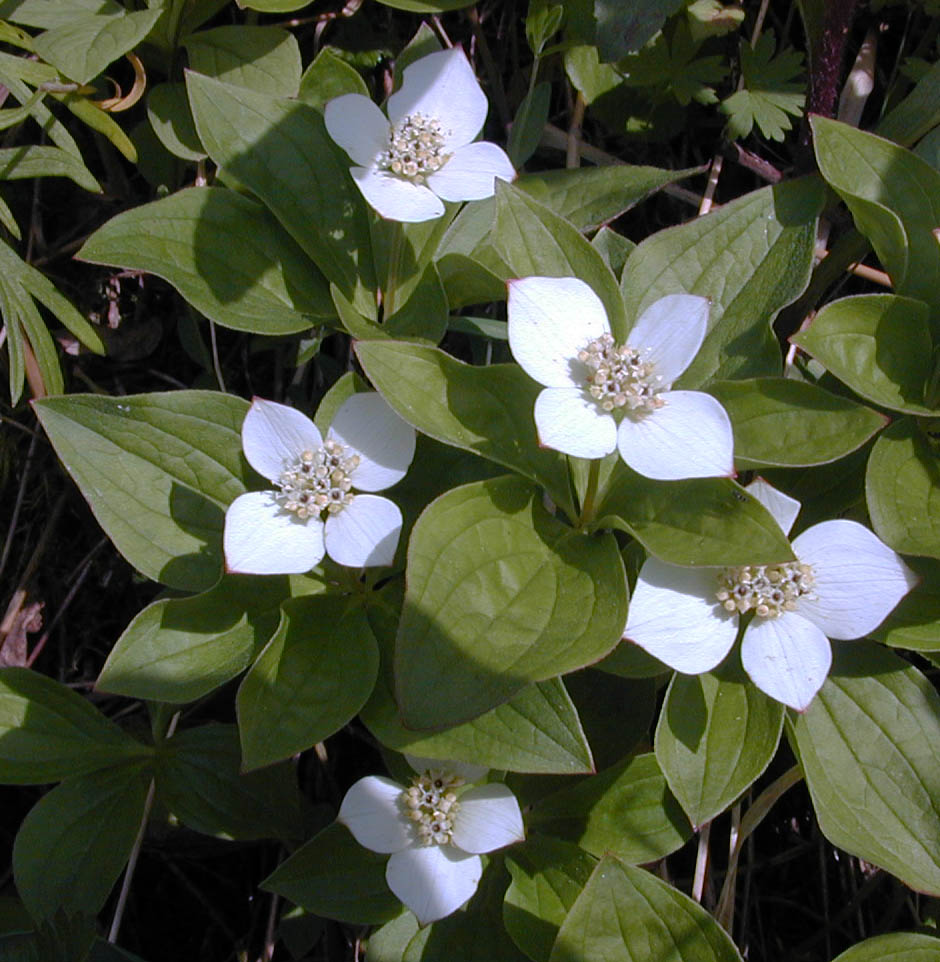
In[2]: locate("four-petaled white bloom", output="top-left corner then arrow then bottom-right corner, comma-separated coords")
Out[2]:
507,276 -> 735,480
624,479 -> 918,710
338,757 -> 525,926
324,48 -> 515,223
223,393 -> 416,574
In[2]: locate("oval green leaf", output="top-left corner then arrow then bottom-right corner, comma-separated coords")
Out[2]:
395,476 -> 627,730
791,642 -> 940,896
708,377 -> 887,467
237,595 -> 379,770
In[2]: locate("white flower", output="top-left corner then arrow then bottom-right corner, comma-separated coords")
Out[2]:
324,48 -> 515,223
624,479 -> 918,710
338,757 -> 525,926
223,393 -> 416,574
507,276 -> 735,480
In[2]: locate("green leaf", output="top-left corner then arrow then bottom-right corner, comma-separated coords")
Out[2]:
549,855 -> 742,962
396,476 -> 627,730
791,642 -> 940,896
721,31 -> 804,141
508,81 -> 551,168
363,608 -> 595,774
236,595 -> 379,770
504,836 -> 597,962
596,468 -> 795,566
33,8 -> 162,85
655,656 -> 784,827
792,294 -> 935,416
866,419 -> 940,559
530,753 -> 692,863
97,574 -> 299,703
707,377 -> 887,467
373,0 -> 473,10
0,145 -> 100,192
594,0 -> 686,61
156,724 -> 302,840
147,82 -> 205,161
620,177 -> 824,385
812,116 -> 940,317
493,180 -> 628,338
877,60 -> 940,148
186,71 -> 374,303
355,341 -> 575,517
517,164 -> 698,232
33,391 -> 249,591
78,187 -> 333,335
262,821 -> 401,925
564,45 -> 622,105
13,761 -> 151,922
184,25 -> 302,98
832,933 -> 940,962
298,47 -> 370,110
0,667 -> 149,785
0,0 -> 126,30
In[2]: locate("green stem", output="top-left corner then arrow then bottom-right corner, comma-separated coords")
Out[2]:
578,459 -> 601,527
383,222 -> 405,320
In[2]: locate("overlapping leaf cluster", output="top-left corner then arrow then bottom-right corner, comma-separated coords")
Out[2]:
1,1 -> 940,960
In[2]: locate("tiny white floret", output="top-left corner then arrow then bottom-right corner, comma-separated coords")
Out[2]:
338,760 -> 524,925
506,276 -> 734,480
223,393 -> 416,574
623,478 -> 918,710
325,48 -> 515,222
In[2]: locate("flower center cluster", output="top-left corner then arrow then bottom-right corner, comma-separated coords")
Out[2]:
401,769 -> 464,846
578,334 -> 665,413
275,440 -> 360,520
716,562 -> 816,619
382,112 -> 448,180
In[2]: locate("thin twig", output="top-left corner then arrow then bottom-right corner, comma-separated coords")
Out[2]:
692,821 -> 711,903
0,432 -> 38,583
108,712 -> 181,943
209,320 -> 226,393
566,92 -> 586,169
698,154 -> 723,215
466,6 -> 511,130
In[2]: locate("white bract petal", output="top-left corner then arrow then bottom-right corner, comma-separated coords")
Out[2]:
386,845 -> 482,927
223,491 -> 325,575
426,141 -> 515,201
350,166 -> 444,222
508,276 -> 610,389
450,784 -> 525,854
338,776 -> 414,854
324,494 -> 402,567
329,393 -> 416,492
626,294 -> 709,386
741,614 -> 832,711
745,478 -> 801,536
241,398 -> 322,482
325,48 -> 508,223
387,48 -> 487,150
323,93 -> 390,166
792,520 -> 918,640
534,388 -> 617,459
625,557 -> 738,674
616,389 -> 735,480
